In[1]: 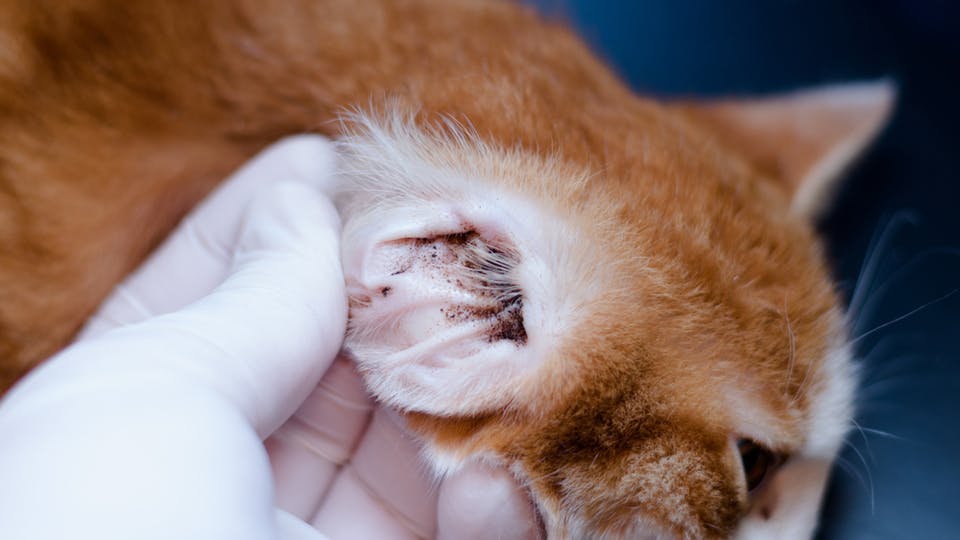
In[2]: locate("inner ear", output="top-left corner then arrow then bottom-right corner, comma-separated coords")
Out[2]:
672,80 -> 895,219
340,204 -> 537,416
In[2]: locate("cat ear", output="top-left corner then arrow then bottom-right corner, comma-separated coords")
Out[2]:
674,81 -> 895,219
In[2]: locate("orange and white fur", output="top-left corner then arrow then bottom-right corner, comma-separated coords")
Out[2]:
0,0 -> 893,538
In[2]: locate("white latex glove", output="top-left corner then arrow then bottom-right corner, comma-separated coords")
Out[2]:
0,136 -> 540,540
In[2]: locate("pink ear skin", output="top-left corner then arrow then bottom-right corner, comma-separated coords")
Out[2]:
673,80 -> 896,219
341,203 -> 536,416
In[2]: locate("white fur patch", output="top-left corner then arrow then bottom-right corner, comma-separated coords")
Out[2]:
802,339 -> 857,458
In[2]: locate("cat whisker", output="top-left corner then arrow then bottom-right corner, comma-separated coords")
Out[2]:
850,288 -> 959,346
834,451 -> 875,515
858,373 -> 957,414
842,438 -> 873,480
846,211 -> 920,325
855,425 -> 910,443
857,349 -> 925,384
779,298 -> 797,395
855,371 -> 916,403
850,247 -> 960,337
522,468 -> 566,490
788,351 -> 819,407
848,418 -> 877,466
702,521 -> 726,534
853,332 -> 914,370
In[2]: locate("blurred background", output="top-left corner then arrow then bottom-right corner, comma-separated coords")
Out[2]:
522,1 -> 960,538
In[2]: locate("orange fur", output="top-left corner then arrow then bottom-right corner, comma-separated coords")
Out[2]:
0,1 -> 890,537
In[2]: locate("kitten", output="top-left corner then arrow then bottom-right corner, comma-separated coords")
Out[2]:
0,0 -> 892,538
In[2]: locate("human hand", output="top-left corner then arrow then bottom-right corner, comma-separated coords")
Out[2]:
0,136 -> 541,540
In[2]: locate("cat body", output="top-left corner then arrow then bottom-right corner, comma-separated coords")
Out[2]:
0,0 -> 891,538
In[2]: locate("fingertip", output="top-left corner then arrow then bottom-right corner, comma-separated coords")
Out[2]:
272,181 -> 342,232
276,509 -> 330,540
262,135 -> 339,193
437,462 -> 543,540
193,134 -> 337,227
238,181 -> 342,260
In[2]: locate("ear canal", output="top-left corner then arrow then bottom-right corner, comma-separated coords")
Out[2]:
673,80 -> 896,219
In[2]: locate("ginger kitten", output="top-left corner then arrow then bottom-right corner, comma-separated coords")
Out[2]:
0,0 -> 892,537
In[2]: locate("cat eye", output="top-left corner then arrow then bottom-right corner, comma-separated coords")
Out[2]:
737,438 -> 780,492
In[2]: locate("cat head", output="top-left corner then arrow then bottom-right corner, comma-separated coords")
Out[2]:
335,81 -> 893,539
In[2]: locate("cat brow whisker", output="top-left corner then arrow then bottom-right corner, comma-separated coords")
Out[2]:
854,332 -> 913,369
855,369 -> 918,402
851,248 -> 960,336
781,299 -> 797,393
856,425 -> 910,443
857,349 -> 923,383
848,419 -> 877,466
850,288 -> 959,346
846,211 -> 919,324
835,448 -> 876,515
833,456 -> 865,489
788,351 -> 819,407
842,439 -> 874,500
857,348 -> 923,389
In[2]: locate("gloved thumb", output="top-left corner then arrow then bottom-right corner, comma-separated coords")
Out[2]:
147,180 -> 348,437
3,181 -> 347,440
437,462 -> 543,540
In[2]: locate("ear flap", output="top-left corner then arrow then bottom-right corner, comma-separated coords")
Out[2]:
674,81 -> 895,219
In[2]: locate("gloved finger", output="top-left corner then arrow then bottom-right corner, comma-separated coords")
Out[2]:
437,462 -> 543,540
52,180 -> 346,439
277,510 -> 330,540
0,379 -> 278,540
166,180 -> 346,436
311,408 -> 438,540
0,180 -> 344,540
267,356 -> 373,520
79,135 -> 338,341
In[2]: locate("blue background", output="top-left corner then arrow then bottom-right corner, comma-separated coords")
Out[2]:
523,1 -> 960,538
